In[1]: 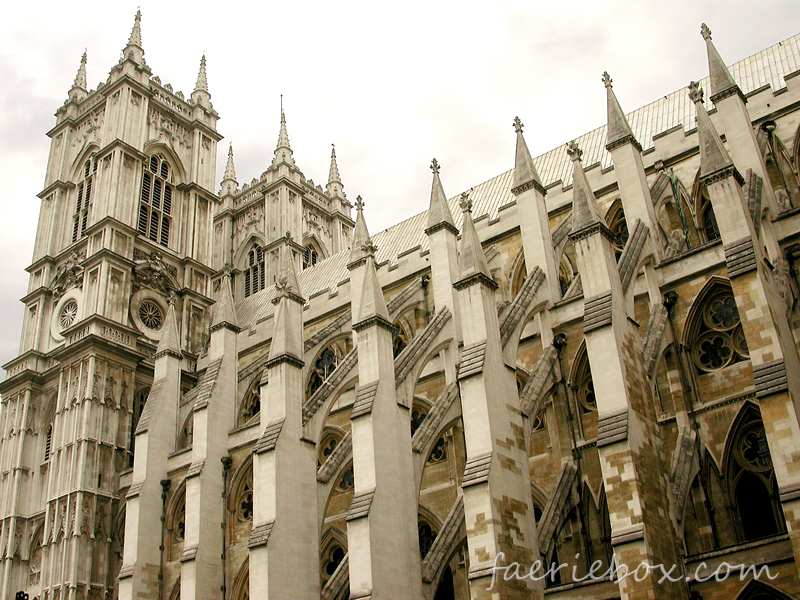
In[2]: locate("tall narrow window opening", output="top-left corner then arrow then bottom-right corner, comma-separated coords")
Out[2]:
72,158 -> 97,243
138,155 -> 173,247
244,244 -> 266,298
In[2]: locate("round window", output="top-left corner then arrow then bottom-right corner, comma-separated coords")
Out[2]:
138,299 -> 164,330
59,300 -> 78,330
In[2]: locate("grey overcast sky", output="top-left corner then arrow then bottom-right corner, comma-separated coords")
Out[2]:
1,0 -> 798,372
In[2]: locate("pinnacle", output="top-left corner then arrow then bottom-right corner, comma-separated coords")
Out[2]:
272,107 -> 295,167
567,141 -> 603,232
328,144 -> 342,185
127,9 -> 142,48
701,22 -> 739,99
688,81 -> 734,177
426,159 -> 457,232
603,71 -> 638,149
511,116 -> 544,194
212,271 -> 238,331
349,196 -> 372,266
356,250 -> 390,324
72,51 -> 87,91
155,296 -> 180,357
457,190 -> 492,281
275,239 -> 302,301
269,246 -> 302,361
223,144 -> 237,183
194,55 -> 209,93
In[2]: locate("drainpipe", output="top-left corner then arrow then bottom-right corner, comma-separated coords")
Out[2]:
159,479 -> 171,600
221,456 -> 232,599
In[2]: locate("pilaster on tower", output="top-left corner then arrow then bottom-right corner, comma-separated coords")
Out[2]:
510,117 -> 560,303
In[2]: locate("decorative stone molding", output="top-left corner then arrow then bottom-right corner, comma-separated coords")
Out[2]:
700,164 -> 745,187
50,250 -> 85,301
264,353 -> 304,370
583,292 -> 613,333
248,521 -> 274,549
605,133 -> 643,154
253,418 -> 285,454
350,381 -> 379,419
346,489 -> 375,521
724,237 -> 757,278
753,359 -> 789,398
132,250 -> 179,295
457,341 -> 486,380
461,453 -> 492,488
596,409 -> 629,447
185,460 -> 204,479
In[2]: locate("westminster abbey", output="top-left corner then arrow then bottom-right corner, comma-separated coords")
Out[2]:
2,11 -> 800,600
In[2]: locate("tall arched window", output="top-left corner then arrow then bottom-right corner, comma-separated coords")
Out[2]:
605,200 -> 629,261
697,183 -> 720,243
138,155 -> 174,247
73,157 -> 97,243
244,244 -> 265,298
688,284 -> 748,374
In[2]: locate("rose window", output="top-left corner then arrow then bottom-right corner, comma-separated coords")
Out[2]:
138,299 -> 164,330
60,300 -> 78,330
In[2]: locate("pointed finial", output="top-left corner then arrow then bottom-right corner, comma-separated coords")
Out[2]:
513,116 -> 523,133
459,190 -> 473,213
128,9 -> 142,48
566,140 -> 583,162
355,195 -> 364,212
349,195 -> 372,267
155,297 -> 181,359
272,103 -> 294,166
194,55 -> 208,93
700,23 -> 712,41
602,71 -> 612,88
688,81 -> 704,104
430,158 -> 440,174
426,159 -> 457,233
73,51 -> 88,91
604,72 -> 639,151
223,143 -> 237,182
511,116 -> 544,196
328,144 -> 342,185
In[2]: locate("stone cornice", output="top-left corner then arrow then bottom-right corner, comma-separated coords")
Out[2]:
424,221 -> 459,237
710,85 -> 746,105
153,348 -> 183,361
453,272 -> 498,292
347,256 -> 367,271
271,291 -> 305,306
605,134 -> 643,154
209,320 -> 241,335
352,314 -> 394,333
38,180 -> 76,200
265,353 -> 304,370
568,221 -> 615,244
699,164 -> 745,188
510,178 -> 547,197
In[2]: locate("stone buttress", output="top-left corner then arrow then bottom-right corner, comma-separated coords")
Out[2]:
567,140 -> 684,600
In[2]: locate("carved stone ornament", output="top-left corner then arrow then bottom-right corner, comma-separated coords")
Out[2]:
132,250 -> 179,295
50,251 -> 86,301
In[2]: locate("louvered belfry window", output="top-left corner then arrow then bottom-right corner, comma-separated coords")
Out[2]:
72,158 -> 97,243
138,155 -> 173,247
244,244 -> 266,298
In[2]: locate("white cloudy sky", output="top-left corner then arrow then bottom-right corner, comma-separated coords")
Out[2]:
0,0 -> 798,372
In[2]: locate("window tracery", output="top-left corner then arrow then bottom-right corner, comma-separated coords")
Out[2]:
426,437 -> 447,464
244,244 -> 265,298
236,483 -> 253,522
303,244 -> 318,269
697,183 -> 720,243
335,466 -> 354,492
238,382 -> 261,426
410,401 -> 429,436
59,300 -> 78,330
418,519 -> 438,559
558,255 -> 575,296
306,338 -> 352,400
605,201 -> 629,260
392,321 -> 410,358
321,542 -> 346,582
72,157 -> 96,243
572,348 -> 596,413
689,287 -> 748,373
318,428 -> 344,467
138,154 -> 173,247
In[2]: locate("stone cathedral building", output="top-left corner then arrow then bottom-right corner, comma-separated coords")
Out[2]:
4,10 -> 800,600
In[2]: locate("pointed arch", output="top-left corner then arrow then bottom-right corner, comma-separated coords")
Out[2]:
165,479 -> 186,562
509,248 -> 527,299
690,168 -> 722,245
227,456 -> 254,539
735,580 -> 797,600
142,141 -> 187,184
604,198 -> 629,260
176,411 -> 193,451
320,527 -> 348,586
237,375 -> 261,427
302,234 -> 328,269
305,335 -> 354,401
229,558 -> 250,600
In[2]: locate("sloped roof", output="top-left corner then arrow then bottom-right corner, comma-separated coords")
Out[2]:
234,32 -> 800,331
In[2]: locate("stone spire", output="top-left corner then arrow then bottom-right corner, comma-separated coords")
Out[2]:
210,271 -> 239,333
425,159 -> 457,233
154,295 -> 181,359
348,196 -> 371,266
122,9 -> 145,64
701,23 -> 740,101
603,72 -> 640,151
568,141 -> 603,233
510,117 -> 544,195
68,51 -> 88,103
271,105 -> 295,167
269,244 -> 303,361
220,144 -> 238,196
326,144 -> 345,198
688,81 -> 735,178
194,55 -> 208,93
355,244 -> 390,324
457,191 -> 492,283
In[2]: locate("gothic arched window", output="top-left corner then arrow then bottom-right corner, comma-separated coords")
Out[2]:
138,155 -> 174,247
572,346 -> 596,413
73,157 -> 97,243
238,380 -> 261,427
410,399 -> 430,436
392,320 -> 411,358
303,245 -> 319,269
696,183 -> 720,243
605,201 -> 629,261
320,530 -> 347,585
418,517 -> 438,559
306,338 -> 353,400
244,244 -> 265,298
688,285 -> 748,374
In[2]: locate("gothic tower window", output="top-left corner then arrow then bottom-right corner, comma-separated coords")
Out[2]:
572,346 -> 596,413
244,244 -> 265,298
410,399 -> 431,436
138,155 -> 173,247
43,424 -> 53,462
72,157 -> 96,243
688,284 -> 748,374
320,530 -> 347,585
697,183 -> 720,243
303,244 -> 318,269
392,320 -> 410,358
238,378 -> 261,427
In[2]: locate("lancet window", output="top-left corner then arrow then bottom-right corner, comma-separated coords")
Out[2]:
72,157 -> 96,243
697,183 -> 720,243
303,244 -> 319,269
243,244 -> 266,298
605,201 -> 629,260
138,154 -> 173,247
688,286 -> 748,374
